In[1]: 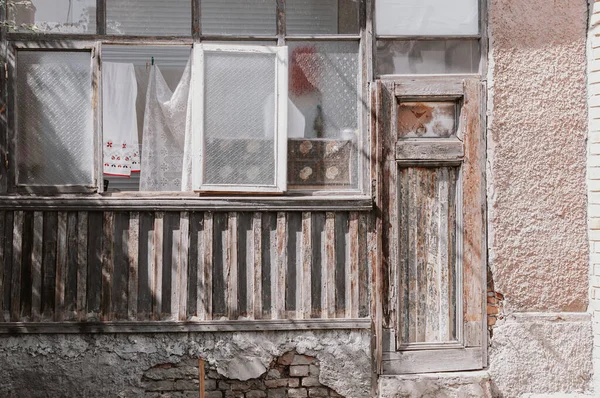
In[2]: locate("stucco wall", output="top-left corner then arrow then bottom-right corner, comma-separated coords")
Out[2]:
487,0 -> 589,313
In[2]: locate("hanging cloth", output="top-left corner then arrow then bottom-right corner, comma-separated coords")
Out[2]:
139,55 -> 193,191
102,62 -> 140,177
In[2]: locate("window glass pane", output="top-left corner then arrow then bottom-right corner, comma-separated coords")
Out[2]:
286,0 -> 359,35
107,0 -> 191,36
376,40 -> 480,75
8,0 -> 96,33
287,41 -> 359,190
16,51 -> 94,186
203,51 -> 277,186
398,101 -> 457,138
375,0 -> 478,36
201,0 -> 276,36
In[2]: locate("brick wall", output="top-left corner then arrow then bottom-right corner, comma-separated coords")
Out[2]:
141,352 -> 344,398
589,0 -> 600,392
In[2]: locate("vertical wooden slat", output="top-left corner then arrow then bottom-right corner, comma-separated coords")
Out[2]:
201,212 -> 213,320
212,213 -> 227,317
31,212 -> 43,322
261,213 -> 275,318
153,212 -> 164,320
425,170 -> 440,341
323,212 -> 335,319
19,212 -> 33,321
438,168 -> 451,341
398,169 -> 409,343
11,211 -> 23,322
55,212 -> 68,322
165,213 -> 180,320
358,213 -> 369,318
286,213 -> 301,317
112,213 -> 129,320
86,212 -> 102,320
77,212 -> 88,321
0,211 -> 5,322
274,212 -> 287,320
237,213 -> 250,317
300,212 -> 312,319
65,212 -> 79,320
408,169 -> 418,342
101,212 -> 114,321
227,212 -> 238,319
311,213 -> 325,318
251,212 -> 262,319
179,212 -> 190,321
188,212 -> 202,318
448,168 -> 458,340
137,213 -> 154,320
128,212 -> 139,320
2,211 -> 13,322
334,213 -> 347,318
347,212 -> 359,318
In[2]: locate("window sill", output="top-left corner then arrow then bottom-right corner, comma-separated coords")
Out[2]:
0,194 -> 373,212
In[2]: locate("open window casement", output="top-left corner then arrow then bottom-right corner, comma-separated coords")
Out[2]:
10,43 -> 101,193
376,77 -> 486,373
192,44 -> 288,193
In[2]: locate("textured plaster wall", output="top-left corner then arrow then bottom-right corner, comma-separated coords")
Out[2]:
0,330 -> 371,398
487,0 -> 589,312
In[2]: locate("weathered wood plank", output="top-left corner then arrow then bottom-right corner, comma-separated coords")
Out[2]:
188,212 -> 202,318
396,140 -> 464,162
324,212 -> 335,319
0,212 -> 6,322
2,211 -> 13,322
227,212 -> 238,319
237,213 -> 252,318
11,211 -> 23,322
201,212 -> 213,320
55,212 -> 67,322
286,212 -> 301,317
153,212 -> 164,320
261,213 -> 276,318
86,212 -> 103,320
358,213 -> 369,318
76,212 -> 88,322
347,212 -> 359,319
31,212 -> 43,322
65,212 -> 79,320
252,212 -> 262,319
438,168 -> 451,341
334,213 -> 347,318
394,78 -> 464,97
382,347 -> 482,374
137,212 -> 154,320
19,212 -> 33,321
300,212 -> 312,319
274,212 -> 287,320
112,212 -> 129,320
127,212 -> 139,320
162,212 -> 180,319
178,212 -> 190,321
311,212 -> 325,318
212,213 -> 227,318
101,212 -> 114,321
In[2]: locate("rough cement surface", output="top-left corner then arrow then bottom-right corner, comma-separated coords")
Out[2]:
0,330 -> 370,398
488,313 -> 593,396
487,0 -> 589,312
378,371 -> 492,398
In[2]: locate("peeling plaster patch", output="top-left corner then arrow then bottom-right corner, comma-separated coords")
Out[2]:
489,313 -> 593,396
0,331 -> 370,398
378,371 -> 493,398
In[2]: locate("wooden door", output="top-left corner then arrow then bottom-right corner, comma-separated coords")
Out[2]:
375,77 -> 486,374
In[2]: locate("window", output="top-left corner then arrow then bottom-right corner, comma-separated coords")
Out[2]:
6,0 -> 364,194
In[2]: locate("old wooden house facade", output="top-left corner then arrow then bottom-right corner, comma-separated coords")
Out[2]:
0,0 -> 595,397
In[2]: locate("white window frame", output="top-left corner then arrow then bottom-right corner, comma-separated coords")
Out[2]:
191,43 -> 288,193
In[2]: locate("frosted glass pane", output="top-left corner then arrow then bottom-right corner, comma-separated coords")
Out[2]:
376,40 -> 480,75
16,51 -> 94,186
107,0 -> 191,36
376,0 -> 478,36
288,41 -> 359,139
398,102 -> 457,138
203,52 -> 276,186
8,0 -> 96,33
201,0 -> 276,35
286,0 -> 358,35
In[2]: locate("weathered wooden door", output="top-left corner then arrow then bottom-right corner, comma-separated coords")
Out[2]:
375,77 -> 486,374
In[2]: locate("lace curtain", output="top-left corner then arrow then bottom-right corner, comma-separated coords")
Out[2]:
139,55 -> 193,191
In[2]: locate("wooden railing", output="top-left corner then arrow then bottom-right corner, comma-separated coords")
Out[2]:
0,210 -> 374,332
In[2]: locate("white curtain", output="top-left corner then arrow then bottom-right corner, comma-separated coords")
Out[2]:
139,55 -> 193,191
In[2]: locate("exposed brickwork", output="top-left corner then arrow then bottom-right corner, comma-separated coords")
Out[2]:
486,270 -> 504,337
141,352 -> 344,398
